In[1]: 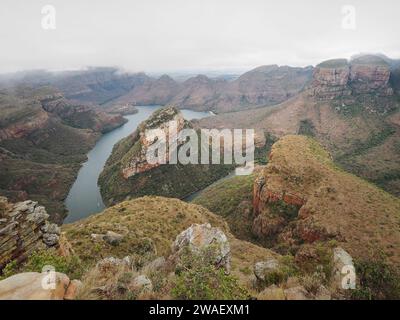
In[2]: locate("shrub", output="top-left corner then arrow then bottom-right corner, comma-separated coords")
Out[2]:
0,249 -> 84,280
172,246 -> 249,300
261,255 -> 298,288
172,265 -> 248,300
351,257 -> 400,300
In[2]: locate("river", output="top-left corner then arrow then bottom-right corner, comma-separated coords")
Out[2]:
64,106 -> 212,223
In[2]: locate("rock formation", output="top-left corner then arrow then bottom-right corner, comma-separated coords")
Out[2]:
251,135 -> 400,265
0,271 -> 80,300
99,106 -> 233,205
172,223 -> 231,272
121,106 -> 187,178
0,197 -> 60,271
309,55 -> 393,100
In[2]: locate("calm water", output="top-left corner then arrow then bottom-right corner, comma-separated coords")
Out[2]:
64,106 -> 212,223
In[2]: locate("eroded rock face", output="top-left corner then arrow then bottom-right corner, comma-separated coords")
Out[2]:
349,57 -> 393,95
309,56 -> 393,99
121,106 -> 187,178
309,60 -> 352,100
0,198 -> 60,272
172,223 -> 231,272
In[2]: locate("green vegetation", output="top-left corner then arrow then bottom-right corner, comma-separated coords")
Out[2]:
298,119 -> 316,137
258,255 -> 298,288
351,255 -> 400,300
0,249 -> 83,280
172,246 -> 249,300
317,59 -> 348,68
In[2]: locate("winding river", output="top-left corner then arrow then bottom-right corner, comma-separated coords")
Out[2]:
64,106 -> 212,224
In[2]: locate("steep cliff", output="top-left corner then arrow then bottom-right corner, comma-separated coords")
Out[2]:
309,55 -> 393,99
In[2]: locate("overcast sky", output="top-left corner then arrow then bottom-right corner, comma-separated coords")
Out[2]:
1,0 -> 399,74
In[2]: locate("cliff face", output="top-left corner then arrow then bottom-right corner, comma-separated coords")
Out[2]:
121,106 -> 187,178
0,197 -> 60,271
309,59 -> 352,99
251,135 -> 400,265
309,55 -> 393,99
349,56 -> 393,95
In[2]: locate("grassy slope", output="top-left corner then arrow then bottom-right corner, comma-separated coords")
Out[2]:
62,196 -> 277,288
261,135 -> 400,265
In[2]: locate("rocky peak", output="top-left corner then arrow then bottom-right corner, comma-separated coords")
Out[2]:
309,59 -> 352,99
0,198 -> 60,272
349,55 -> 393,95
121,106 -> 189,178
309,55 -> 394,99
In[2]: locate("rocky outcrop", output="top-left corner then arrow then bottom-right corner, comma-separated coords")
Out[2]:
39,94 -> 126,133
172,223 -> 231,272
309,55 -> 393,99
349,55 -> 393,95
121,106 -> 187,178
0,271 -> 80,300
0,107 -> 49,142
251,135 -> 400,266
0,198 -> 60,271
309,59 -> 352,99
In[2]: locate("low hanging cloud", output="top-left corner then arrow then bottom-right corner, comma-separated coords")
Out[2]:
0,0 -> 399,73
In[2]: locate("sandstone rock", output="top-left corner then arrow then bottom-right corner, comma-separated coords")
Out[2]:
0,272 -> 70,300
103,231 -> 124,246
309,59 -> 352,100
129,275 -> 153,294
284,285 -> 309,300
172,223 -> 231,272
64,279 -> 82,300
253,258 -> 280,281
0,198 -> 59,272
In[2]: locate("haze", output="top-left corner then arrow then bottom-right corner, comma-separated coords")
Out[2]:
1,0 -> 399,73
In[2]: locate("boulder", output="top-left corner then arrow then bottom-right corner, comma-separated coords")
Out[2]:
103,231 -> 124,246
0,272 -> 70,300
129,275 -> 153,294
253,258 -> 280,281
42,233 -> 60,247
172,223 -> 231,272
